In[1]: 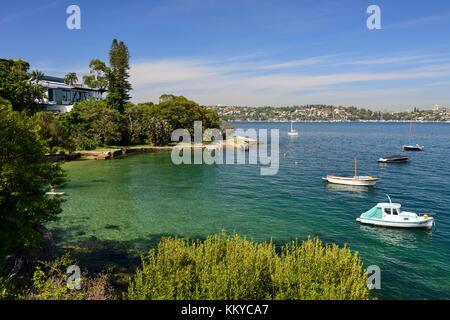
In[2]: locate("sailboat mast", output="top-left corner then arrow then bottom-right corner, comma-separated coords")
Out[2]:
409,117 -> 412,142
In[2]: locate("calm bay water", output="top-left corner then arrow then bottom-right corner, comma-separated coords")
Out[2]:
50,122 -> 450,299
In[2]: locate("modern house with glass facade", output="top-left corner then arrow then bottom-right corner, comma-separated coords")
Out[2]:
34,76 -> 106,113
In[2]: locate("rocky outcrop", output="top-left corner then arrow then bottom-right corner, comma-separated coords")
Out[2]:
45,152 -> 81,162
78,147 -> 175,160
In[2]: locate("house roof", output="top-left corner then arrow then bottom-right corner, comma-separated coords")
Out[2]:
30,75 -> 107,92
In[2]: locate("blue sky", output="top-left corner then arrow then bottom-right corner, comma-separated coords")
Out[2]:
1,0 -> 450,110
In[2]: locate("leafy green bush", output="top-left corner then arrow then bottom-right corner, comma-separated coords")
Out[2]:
0,275 -> 16,300
63,99 -> 126,149
22,254 -> 115,300
144,94 -> 220,134
123,103 -> 172,146
142,116 -> 173,146
127,232 -> 370,300
32,112 -> 75,153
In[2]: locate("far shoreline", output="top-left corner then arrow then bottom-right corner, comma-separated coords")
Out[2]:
230,120 -> 450,123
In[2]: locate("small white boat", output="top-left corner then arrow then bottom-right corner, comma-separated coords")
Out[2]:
288,121 -> 299,136
357,195 -> 434,229
322,158 -> 380,186
46,192 -> 65,195
323,175 -> 379,186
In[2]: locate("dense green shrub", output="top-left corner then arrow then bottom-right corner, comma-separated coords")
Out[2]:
142,116 -> 173,146
144,94 -> 220,134
124,103 -> 172,146
21,254 -> 115,300
127,232 -> 370,300
32,112 -> 75,153
63,99 -> 126,149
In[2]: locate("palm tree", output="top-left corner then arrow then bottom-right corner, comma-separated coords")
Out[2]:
64,72 -> 78,86
31,70 -> 45,84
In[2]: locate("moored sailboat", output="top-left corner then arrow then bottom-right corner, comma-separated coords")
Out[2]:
402,118 -> 423,151
288,121 -> 299,136
322,158 -> 380,186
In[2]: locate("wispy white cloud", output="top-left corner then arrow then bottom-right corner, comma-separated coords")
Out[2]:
256,55 -> 336,70
129,50 -> 450,109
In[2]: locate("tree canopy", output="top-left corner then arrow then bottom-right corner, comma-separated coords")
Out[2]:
0,108 -> 65,260
144,94 -> 220,133
83,59 -> 110,90
0,59 -> 44,114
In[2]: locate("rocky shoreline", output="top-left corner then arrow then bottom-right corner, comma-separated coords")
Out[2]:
45,137 -> 259,162
45,146 -> 174,162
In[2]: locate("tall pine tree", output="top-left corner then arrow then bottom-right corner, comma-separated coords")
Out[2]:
107,39 -> 132,113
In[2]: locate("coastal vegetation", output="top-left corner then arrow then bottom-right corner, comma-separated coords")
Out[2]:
1,232 -> 370,300
128,232 -> 370,300
22,254 -> 115,300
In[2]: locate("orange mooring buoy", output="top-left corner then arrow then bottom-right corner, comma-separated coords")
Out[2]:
283,153 -> 286,159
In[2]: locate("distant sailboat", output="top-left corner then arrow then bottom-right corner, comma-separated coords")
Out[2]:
288,121 -> 299,136
402,118 -> 424,151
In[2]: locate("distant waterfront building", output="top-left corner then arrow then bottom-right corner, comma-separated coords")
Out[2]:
32,76 -> 106,113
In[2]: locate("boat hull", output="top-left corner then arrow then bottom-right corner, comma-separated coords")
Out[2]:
357,217 -> 434,229
377,156 -> 409,163
324,176 -> 378,186
402,145 -> 424,151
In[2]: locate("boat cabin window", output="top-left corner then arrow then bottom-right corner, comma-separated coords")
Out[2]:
384,208 -> 391,215
392,209 -> 399,215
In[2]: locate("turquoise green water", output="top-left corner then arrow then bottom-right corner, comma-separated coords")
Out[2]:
50,122 -> 450,299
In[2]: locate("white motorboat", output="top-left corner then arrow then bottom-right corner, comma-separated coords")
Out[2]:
356,195 -> 434,229
288,121 -> 299,136
322,158 -> 380,186
377,155 -> 409,163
